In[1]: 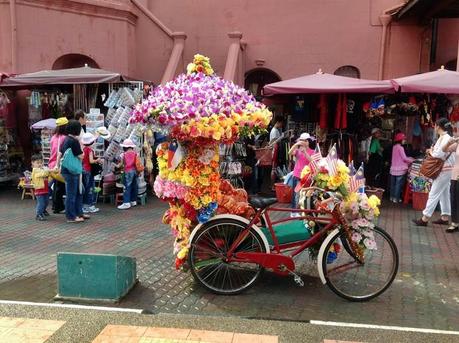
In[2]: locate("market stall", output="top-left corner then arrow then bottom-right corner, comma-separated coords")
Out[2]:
263,67 -> 459,207
0,66 -> 147,196
262,72 -> 396,195
391,68 -> 459,209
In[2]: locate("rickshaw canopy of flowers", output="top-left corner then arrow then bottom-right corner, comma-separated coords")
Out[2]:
131,54 -> 273,268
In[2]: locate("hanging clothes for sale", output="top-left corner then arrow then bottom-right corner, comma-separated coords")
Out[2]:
334,93 -> 347,129
319,94 -> 328,129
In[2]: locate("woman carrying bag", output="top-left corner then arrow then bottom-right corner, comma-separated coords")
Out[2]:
413,118 -> 455,226
49,117 -> 68,213
59,120 -> 88,223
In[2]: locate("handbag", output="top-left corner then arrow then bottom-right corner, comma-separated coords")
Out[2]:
61,148 -> 83,175
51,136 -> 65,182
420,152 -> 452,179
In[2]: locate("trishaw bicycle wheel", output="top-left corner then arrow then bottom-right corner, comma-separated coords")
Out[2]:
321,226 -> 398,301
189,218 -> 266,295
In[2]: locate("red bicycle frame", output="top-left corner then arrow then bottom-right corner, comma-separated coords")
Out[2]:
226,203 -> 345,275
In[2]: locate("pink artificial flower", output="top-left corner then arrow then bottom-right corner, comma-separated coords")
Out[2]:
363,238 -> 377,250
351,231 -> 362,243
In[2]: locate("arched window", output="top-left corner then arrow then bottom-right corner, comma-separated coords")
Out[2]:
52,54 -> 99,70
334,65 -> 360,79
245,68 -> 281,100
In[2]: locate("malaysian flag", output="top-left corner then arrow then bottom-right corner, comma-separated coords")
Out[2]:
167,141 -> 184,170
326,144 -> 338,176
309,144 -> 322,174
350,163 -> 365,192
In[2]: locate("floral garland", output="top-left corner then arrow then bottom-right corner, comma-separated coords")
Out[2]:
339,192 -> 380,252
298,153 -> 381,262
132,55 -> 272,268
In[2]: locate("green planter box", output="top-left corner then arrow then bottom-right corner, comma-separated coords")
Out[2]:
55,252 -> 137,302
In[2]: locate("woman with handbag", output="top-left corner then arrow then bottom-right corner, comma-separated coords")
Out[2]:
59,120 -> 88,223
49,117 -> 68,214
413,118 -> 455,226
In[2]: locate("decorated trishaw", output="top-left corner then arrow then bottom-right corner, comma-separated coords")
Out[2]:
131,55 -> 399,301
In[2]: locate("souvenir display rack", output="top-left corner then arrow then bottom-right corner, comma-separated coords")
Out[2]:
85,108 -> 105,158
219,141 -> 247,188
103,85 -> 144,174
40,128 -> 52,166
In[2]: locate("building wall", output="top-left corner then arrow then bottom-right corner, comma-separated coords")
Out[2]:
1,0 -> 459,83
437,18 -> 459,70
0,0 -> 139,76
146,0 -> 437,80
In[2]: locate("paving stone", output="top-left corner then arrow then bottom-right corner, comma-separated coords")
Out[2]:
1,189 -> 459,330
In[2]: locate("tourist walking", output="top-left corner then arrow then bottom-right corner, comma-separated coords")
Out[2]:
389,132 -> 414,203
49,117 -> 68,214
59,120 -> 88,223
413,118 -> 455,226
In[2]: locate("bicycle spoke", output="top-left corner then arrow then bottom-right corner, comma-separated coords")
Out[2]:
190,220 -> 265,294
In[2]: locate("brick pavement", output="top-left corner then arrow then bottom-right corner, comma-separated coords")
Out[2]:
1,187 -> 459,331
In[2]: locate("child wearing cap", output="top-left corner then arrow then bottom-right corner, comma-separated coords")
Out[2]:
81,132 -> 101,213
31,154 -> 50,221
288,133 -> 315,213
117,139 -> 139,210
390,132 -> 414,203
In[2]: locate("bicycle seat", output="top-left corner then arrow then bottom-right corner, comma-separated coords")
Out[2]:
249,196 -> 277,209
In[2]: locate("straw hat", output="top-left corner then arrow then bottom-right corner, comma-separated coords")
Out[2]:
96,126 -> 111,140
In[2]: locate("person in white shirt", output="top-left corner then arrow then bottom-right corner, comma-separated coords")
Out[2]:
75,109 -> 87,137
413,118 -> 455,226
269,116 -> 284,143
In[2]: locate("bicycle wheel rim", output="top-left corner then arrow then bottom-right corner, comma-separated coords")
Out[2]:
323,226 -> 398,301
189,220 -> 265,294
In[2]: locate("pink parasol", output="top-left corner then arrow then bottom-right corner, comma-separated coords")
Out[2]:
263,72 -> 395,95
391,68 -> 459,94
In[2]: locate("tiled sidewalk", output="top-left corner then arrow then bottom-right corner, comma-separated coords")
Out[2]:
92,325 -> 278,343
1,188 -> 459,331
0,317 -> 65,342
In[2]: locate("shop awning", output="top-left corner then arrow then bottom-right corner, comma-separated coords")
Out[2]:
263,72 -> 395,96
0,66 -> 130,87
0,72 -> 14,83
391,68 -> 459,94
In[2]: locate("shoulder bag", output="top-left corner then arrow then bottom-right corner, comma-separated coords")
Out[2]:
61,148 -> 83,175
420,152 -> 452,179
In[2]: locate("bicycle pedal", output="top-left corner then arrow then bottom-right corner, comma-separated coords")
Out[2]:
290,273 -> 304,287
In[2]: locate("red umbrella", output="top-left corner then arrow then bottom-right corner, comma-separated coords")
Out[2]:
263,72 -> 395,96
392,68 -> 459,94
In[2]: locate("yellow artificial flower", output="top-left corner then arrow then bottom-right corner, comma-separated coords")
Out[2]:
201,195 -> 212,206
368,195 -> 381,209
186,63 -> 196,74
177,247 -> 189,260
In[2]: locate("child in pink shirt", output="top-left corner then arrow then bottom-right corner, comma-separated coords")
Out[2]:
390,133 -> 414,203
